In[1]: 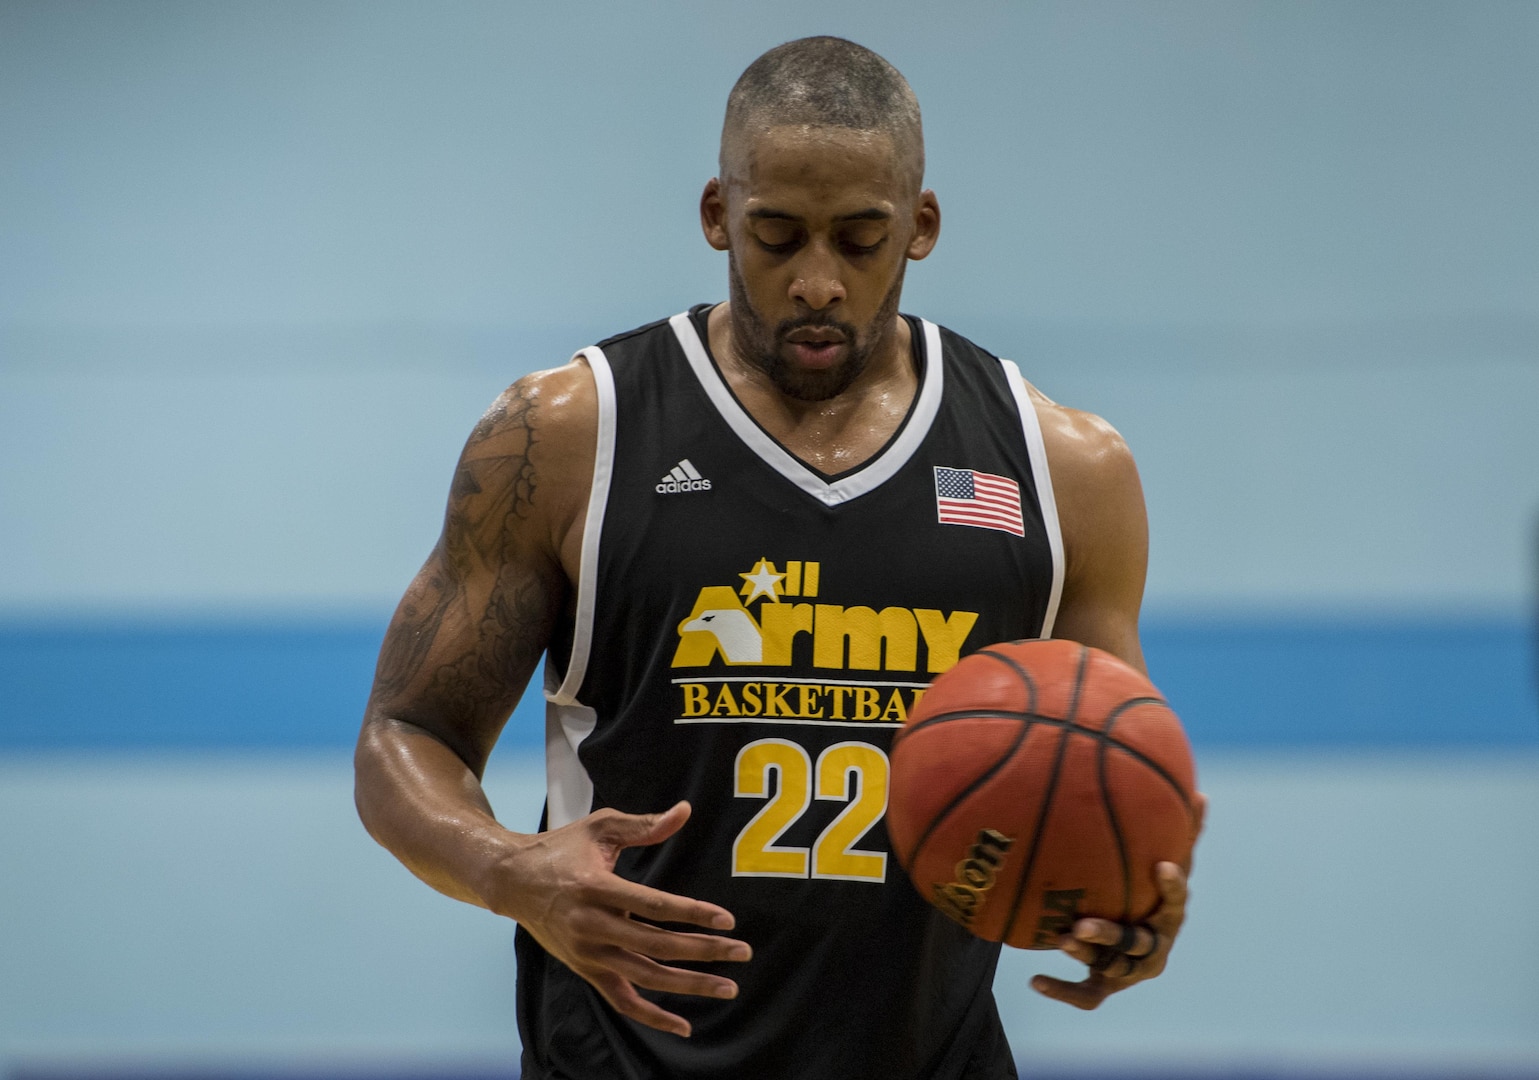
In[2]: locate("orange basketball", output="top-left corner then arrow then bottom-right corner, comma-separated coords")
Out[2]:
888,639 -> 1199,949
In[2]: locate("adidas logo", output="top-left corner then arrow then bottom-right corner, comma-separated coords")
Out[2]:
656,459 -> 713,494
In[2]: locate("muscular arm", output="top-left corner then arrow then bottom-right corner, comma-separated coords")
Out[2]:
1027,383 -> 1206,1009
353,362 -> 748,1037
355,376 -> 569,905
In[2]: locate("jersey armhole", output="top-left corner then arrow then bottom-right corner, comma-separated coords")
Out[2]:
546,345 -> 617,705
999,359 -> 1065,639
541,346 -> 615,829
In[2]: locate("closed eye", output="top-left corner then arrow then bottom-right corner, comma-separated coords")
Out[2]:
756,238 -> 802,255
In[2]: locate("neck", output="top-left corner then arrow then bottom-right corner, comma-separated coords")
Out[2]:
706,303 -> 920,475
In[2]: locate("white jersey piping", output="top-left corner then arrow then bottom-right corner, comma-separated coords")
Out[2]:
1000,358 -> 1065,639
669,311 -> 945,507
542,345 -> 616,828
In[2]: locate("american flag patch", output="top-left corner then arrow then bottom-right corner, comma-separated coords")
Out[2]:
934,466 -> 1025,536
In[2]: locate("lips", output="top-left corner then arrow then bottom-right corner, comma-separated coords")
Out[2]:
785,327 -> 846,345
787,341 -> 843,369
783,326 -> 847,369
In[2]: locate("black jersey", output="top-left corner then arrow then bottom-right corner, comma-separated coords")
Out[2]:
516,306 -> 1064,1080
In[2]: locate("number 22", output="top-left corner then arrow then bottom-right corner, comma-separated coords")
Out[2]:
732,738 -> 889,883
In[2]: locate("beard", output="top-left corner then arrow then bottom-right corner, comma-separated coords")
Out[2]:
725,254 -> 907,402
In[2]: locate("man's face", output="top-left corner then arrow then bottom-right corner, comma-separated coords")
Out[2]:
702,125 -> 939,401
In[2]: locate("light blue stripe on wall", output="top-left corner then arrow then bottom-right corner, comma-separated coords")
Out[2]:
3,751 -> 1536,1077
1,616 -> 1533,750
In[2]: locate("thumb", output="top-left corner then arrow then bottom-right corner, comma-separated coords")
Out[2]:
593,800 -> 692,853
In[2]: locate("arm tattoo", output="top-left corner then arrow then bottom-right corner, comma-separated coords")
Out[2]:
373,557 -> 460,701
455,388 -> 538,514
423,567 -> 553,721
372,384 -> 560,738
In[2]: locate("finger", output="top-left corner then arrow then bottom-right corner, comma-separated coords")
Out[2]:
1087,946 -> 1142,978
1031,973 -> 1110,1011
591,801 -> 693,854
1156,860 -> 1187,902
565,902 -> 750,963
1076,922 -> 1157,960
1100,920 -> 1155,956
600,874 -> 739,931
1067,917 -> 1129,947
588,969 -> 694,1038
1151,862 -> 1188,929
1128,924 -> 1158,958
605,947 -> 741,1002
1112,921 -> 1158,958
1057,935 -> 1100,966
613,922 -> 753,965
1063,919 -> 1158,970
1193,791 -> 1209,838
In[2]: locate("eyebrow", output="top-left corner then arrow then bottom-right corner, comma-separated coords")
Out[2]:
747,208 -> 892,223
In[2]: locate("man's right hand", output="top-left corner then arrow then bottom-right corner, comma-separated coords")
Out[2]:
487,800 -> 752,1038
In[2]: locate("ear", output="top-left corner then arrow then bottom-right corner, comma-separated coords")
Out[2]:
905,189 -> 941,261
700,177 -> 730,251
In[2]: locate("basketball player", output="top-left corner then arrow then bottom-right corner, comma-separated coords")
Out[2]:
356,37 -> 1204,1080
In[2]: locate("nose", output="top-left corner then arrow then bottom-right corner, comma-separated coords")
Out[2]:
787,240 -> 846,311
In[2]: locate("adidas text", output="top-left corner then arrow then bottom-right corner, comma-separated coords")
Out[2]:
657,478 -> 712,493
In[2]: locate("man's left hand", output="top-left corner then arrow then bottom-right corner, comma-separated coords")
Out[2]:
1031,860 -> 1190,1010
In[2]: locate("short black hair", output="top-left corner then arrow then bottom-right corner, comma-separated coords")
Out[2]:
721,37 -> 923,187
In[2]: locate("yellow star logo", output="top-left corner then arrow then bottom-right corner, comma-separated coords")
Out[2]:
738,558 -> 785,604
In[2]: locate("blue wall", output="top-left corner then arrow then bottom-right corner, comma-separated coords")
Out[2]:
2,1 -> 1537,1076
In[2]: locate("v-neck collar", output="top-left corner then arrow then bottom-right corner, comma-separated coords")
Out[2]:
669,309 -> 945,507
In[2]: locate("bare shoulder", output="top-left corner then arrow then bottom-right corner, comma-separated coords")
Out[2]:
469,359 -> 597,473
449,361 -> 597,572
1022,381 -> 1141,505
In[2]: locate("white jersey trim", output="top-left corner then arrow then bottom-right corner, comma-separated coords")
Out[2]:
542,344 -> 616,827
1000,358 -> 1065,639
669,311 -> 945,507
545,701 -> 597,829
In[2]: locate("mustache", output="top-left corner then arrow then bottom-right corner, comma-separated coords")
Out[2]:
774,314 -> 858,341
